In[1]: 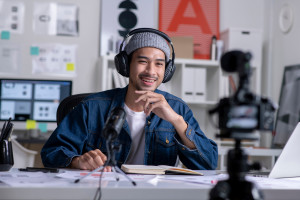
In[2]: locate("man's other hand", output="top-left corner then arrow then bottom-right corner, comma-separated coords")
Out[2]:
70,149 -> 112,172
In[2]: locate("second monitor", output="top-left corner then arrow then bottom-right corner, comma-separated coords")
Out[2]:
0,79 -> 72,123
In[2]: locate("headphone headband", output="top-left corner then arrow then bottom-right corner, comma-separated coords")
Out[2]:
119,28 -> 174,61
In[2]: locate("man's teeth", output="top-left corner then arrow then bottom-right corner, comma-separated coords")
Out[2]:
142,79 -> 154,83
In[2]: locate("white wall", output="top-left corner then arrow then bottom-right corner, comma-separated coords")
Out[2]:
270,0 -> 300,102
220,0 -> 264,32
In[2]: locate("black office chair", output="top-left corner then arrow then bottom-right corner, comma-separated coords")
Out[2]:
56,93 -> 94,125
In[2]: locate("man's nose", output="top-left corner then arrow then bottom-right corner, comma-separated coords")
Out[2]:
145,61 -> 155,73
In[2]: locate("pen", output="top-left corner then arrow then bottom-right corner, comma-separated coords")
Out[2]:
0,121 -> 7,141
4,123 -> 13,140
18,167 -> 59,173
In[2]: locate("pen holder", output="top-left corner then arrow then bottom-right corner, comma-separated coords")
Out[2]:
0,139 -> 14,171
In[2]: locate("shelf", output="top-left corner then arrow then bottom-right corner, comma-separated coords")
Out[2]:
169,58 -> 221,105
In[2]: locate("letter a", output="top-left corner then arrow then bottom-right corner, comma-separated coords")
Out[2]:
167,0 -> 212,34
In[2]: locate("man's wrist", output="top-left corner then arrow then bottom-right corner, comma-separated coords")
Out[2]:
70,156 -> 79,169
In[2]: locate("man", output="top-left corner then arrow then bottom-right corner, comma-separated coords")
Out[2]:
41,28 -> 218,171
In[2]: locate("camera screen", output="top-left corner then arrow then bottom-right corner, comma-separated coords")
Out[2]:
226,105 -> 258,130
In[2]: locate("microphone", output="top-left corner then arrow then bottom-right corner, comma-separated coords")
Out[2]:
102,107 -> 126,140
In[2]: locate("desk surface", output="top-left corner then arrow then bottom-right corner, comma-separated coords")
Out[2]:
1,169 -> 300,200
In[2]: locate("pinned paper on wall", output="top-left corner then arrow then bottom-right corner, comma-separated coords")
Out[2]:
0,0 -> 25,34
0,44 -> 20,74
26,119 -> 37,130
31,44 -> 77,75
30,46 -> 39,55
1,31 -> 10,40
33,2 -> 79,36
38,123 -> 48,133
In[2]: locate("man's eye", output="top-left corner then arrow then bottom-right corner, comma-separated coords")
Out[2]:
139,60 -> 147,63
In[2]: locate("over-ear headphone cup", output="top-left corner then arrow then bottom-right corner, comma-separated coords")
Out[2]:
163,61 -> 176,83
114,51 -> 130,77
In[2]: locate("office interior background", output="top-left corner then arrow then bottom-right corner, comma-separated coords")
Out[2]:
0,0 -> 299,168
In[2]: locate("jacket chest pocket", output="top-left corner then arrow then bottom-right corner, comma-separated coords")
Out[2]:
153,130 -> 177,165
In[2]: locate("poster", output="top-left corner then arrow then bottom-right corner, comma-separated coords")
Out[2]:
159,0 -> 219,59
0,44 -> 20,73
0,0 -> 25,34
31,44 -> 77,76
33,2 -> 79,36
100,0 -> 158,56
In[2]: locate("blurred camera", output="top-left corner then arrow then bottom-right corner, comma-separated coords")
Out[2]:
209,50 -> 277,139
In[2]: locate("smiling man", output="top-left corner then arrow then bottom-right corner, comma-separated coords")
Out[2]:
41,28 -> 218,171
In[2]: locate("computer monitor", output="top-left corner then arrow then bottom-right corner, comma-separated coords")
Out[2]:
273,64 -> 300,147
0,79 -> 72,130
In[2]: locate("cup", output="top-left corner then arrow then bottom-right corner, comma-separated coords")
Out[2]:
0,139 -> 14,171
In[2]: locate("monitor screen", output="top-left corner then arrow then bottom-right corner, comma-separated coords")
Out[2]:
0,79 -> 72,123
273,64 -> 300,147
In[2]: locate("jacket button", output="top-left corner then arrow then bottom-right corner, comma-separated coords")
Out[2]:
182,147 -> 185,150
148,151 -> 151,154
148,121 -> 151,125
188,130 -> 191,135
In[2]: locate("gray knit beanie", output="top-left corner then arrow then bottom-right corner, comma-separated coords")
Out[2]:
124,32 -> 171,61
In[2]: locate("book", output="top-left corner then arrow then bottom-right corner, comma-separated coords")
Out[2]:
121,164 -> 203,176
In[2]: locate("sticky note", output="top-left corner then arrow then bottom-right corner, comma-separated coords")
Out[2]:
1,31 -> 10,40
66,63 -> 75,71
38,123 -> 48,133
30,46 -> 40,55
26,119 -> 37,130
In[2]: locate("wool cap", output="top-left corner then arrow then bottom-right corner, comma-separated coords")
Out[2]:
124,32 -> 171,61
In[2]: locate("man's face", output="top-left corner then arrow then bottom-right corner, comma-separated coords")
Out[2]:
128,47 -> 166,91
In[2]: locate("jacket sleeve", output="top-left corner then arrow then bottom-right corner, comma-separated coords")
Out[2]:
174,107 -> 218,170
41,103 -> 89,168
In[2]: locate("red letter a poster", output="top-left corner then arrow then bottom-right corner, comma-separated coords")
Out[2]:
159,0 -> 219,59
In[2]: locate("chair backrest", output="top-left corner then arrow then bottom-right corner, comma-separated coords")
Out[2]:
56,93 -> 93,125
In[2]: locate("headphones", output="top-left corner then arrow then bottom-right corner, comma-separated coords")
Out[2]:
114,28 -> 176,83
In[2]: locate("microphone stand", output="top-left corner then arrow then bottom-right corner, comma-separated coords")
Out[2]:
74,135 -> 136,186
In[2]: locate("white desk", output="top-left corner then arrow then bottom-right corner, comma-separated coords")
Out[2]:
0,169 -> 300,200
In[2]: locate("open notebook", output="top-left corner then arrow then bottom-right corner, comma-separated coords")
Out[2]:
249,122 -> 300,178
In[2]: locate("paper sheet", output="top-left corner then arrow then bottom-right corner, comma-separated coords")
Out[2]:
31,44 -> 77,75
0,1 -> 25,34
0,171 -> 66,187
56,170 -> 156,182
0,44 -> 20,74
33,2 -> 78,36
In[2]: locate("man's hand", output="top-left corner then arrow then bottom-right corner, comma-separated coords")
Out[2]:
135,90 -> 196,149
135,90 -> 179,122
70,149 -> 112,172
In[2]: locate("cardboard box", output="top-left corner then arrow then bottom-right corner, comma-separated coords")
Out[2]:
171,36 -> 194,59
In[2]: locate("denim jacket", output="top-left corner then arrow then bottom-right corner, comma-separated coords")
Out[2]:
41,87 -> 218,170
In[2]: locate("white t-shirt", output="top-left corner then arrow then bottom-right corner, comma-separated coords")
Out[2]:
124,104 -> 147,164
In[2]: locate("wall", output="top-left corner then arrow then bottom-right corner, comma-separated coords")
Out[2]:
0,0 -> 101,95
219,0 -> 264,32
269,0 -> 300,102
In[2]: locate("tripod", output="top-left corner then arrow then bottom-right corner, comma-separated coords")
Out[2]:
210,137 -> 263,200
75,138 -> 136,186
